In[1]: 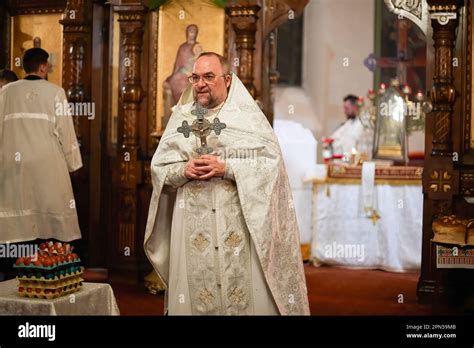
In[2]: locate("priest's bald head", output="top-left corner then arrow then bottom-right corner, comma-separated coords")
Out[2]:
191,52 -> 232,109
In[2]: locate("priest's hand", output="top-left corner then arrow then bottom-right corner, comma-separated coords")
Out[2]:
184,158 -> 208,180
194,155 -> 226,180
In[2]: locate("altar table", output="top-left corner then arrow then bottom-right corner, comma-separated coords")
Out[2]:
310,164 -> 423,272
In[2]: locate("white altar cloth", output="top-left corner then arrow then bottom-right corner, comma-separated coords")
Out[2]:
0,279 -> 120,315
311,181 -> 422,272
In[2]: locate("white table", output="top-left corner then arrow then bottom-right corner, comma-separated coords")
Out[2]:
311,172 -> 423,272
0,279 -> 120,315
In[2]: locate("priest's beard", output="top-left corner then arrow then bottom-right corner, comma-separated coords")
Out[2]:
193,88 -> 219,109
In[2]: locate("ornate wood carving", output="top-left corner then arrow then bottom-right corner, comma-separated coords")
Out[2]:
115,5 -> 146,260
60,0 -> 92,150
418,0 -> 465,304
460,171 -> 474,195
6,0 -> 66,15
463,1 -> 472,153
118,10 -> 145,148
422,164 -> 458,201
428,2 -> 459,157
428,169 -> 453,193
384,0 -> 430,35
262,0 -> 308,38
226,4 -> 260,98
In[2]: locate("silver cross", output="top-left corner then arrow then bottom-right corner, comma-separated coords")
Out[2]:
177,104 -> 227,154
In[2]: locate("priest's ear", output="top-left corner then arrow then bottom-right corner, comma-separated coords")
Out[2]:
224,73 -> 232,89
38,63 -> 49,78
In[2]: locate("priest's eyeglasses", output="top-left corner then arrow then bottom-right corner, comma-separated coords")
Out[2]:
188,74 -> 227,85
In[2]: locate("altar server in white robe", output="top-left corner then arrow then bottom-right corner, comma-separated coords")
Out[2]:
0,48 -> 82,243
144,52 -> 310,315
330,94 -> 369,158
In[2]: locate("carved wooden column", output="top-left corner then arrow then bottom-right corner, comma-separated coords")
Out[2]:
424,2 -> 461,208
115,5 -> 146,269
60,0 -> 92,150
226,4 -> 260,98
418,0 -> 462,302
429,3 -> 459,157
60,0 -> 92,262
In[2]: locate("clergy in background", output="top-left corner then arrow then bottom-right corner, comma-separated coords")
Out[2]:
144,52 -> 310,315
330,94 -> 366,158
0,48 -> 82,243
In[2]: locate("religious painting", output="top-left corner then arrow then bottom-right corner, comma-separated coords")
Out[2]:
155,0 -> 225,133
10,13 -> 63,87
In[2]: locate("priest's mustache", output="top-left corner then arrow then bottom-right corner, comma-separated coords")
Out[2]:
194,89 -> 213,102
196,88 -> 210,94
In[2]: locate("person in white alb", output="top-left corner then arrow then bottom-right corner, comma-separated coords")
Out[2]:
0,47 -> 82,244
330,94 -> 367,158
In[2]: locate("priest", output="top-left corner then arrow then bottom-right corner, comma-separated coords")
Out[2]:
330,94 -> 369,158
144,52 -> 310,315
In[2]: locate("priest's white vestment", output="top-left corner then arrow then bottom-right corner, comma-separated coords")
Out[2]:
330,117 -> 365,157
144,74 -> 310,315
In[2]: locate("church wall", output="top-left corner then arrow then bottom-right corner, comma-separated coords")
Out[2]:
295,0 -> 374,148
273,86 -> 320,136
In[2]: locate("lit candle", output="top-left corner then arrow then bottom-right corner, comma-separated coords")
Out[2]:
415,90 -> 424,101
351,147 -> 358,165
402,84 -> 411,95
367,89 -> 375,101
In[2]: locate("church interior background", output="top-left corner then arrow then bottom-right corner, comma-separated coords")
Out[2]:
1,0 -> 474,318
